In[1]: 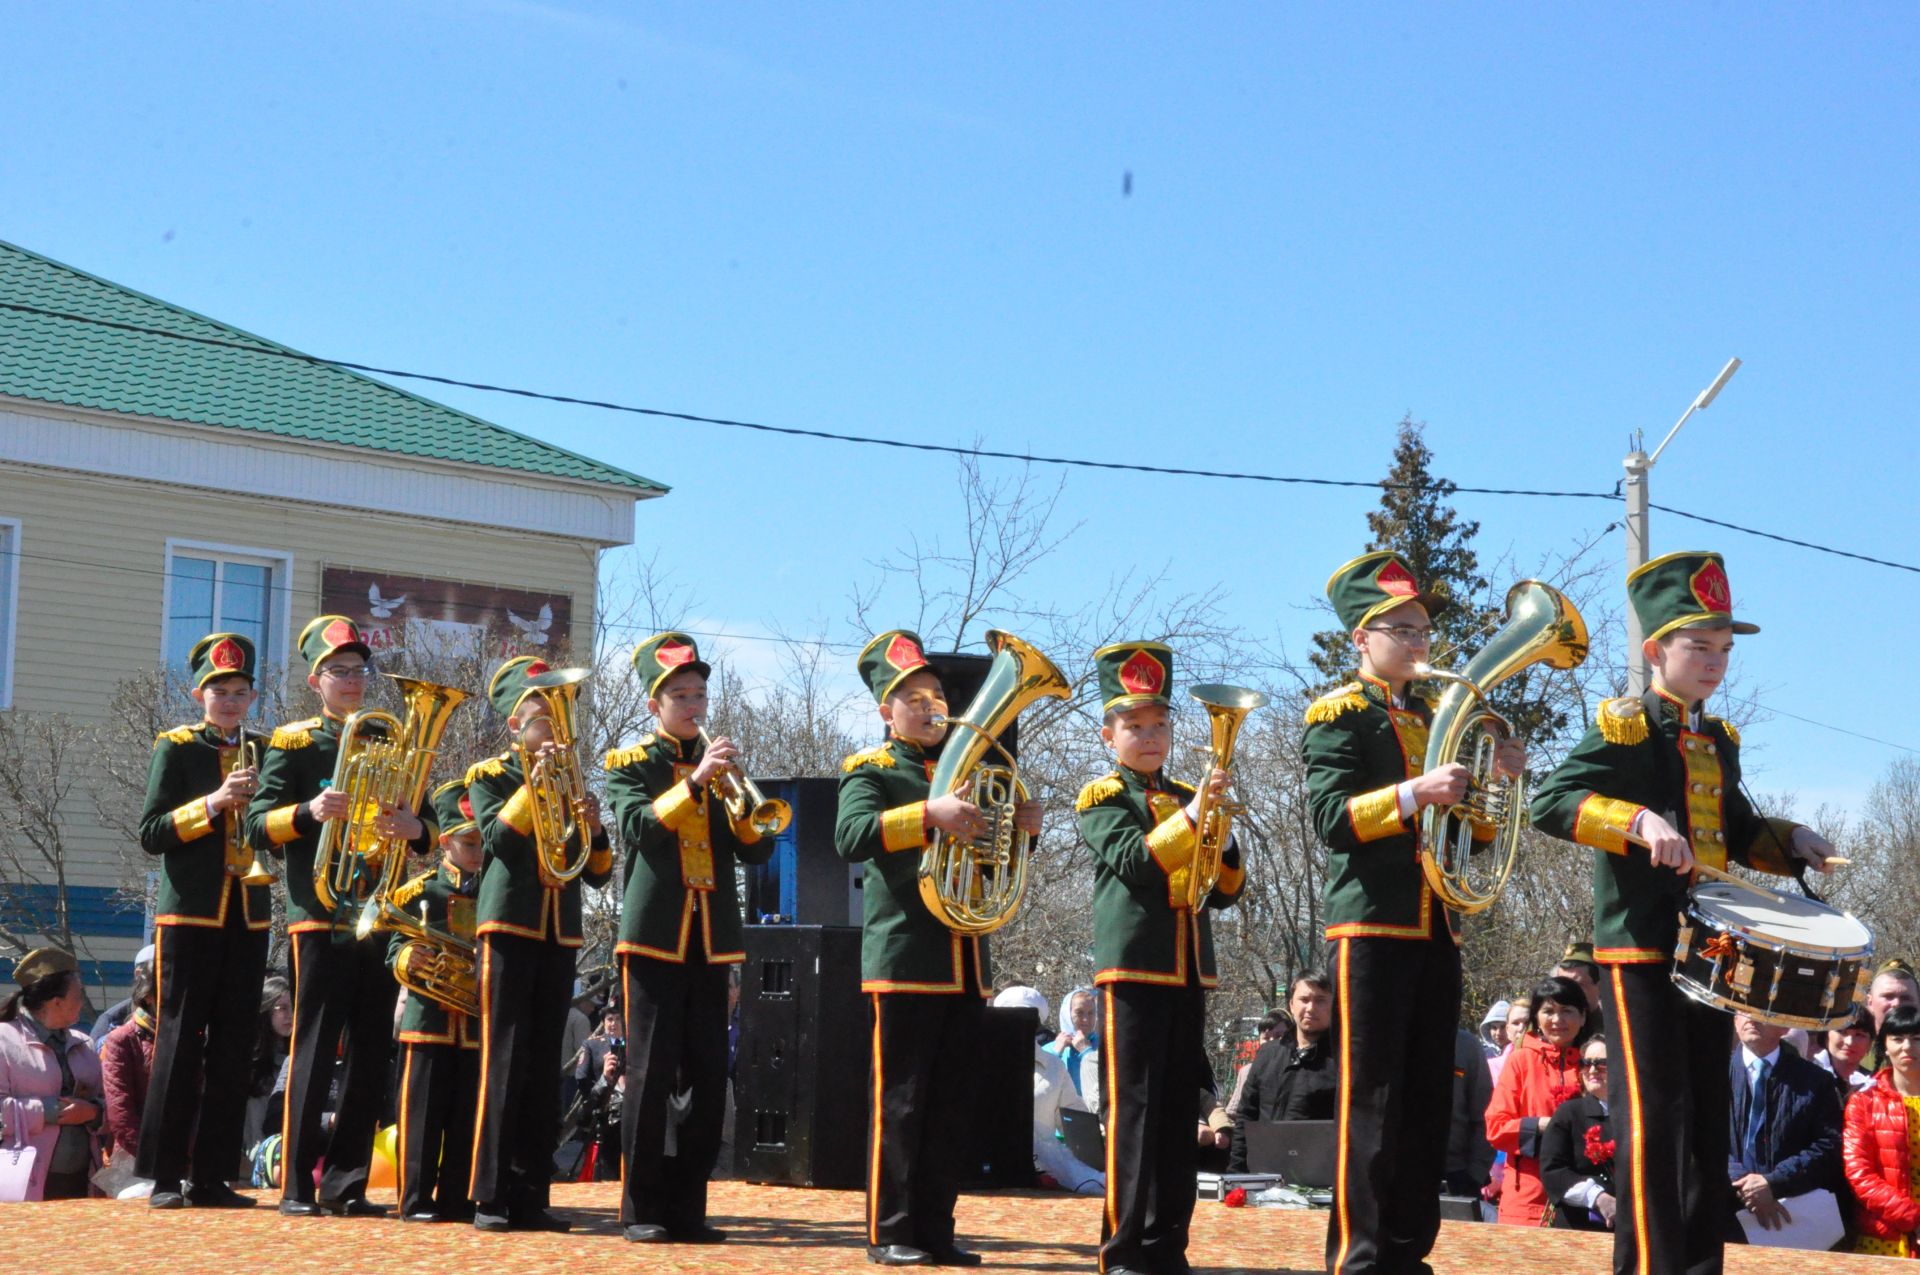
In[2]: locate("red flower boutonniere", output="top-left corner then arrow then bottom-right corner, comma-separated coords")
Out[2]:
1223,1187 -> 1247,1208
1584,1124 -> 1616,1166
1235,1039 -> 1262,1066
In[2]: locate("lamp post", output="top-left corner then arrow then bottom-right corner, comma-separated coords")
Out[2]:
1623,357 -> 1742,694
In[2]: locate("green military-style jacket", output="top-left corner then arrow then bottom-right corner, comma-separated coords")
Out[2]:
139,722 -> 272,931
604,730 -> 775,964
1530,686 -> 1799,964
245,713 -> 435,934
386,858 -> 480,1048
1076,765 -> 1244,988
834,736 -> 991,996
466,752 -> 613,948
1303,672 -> 1464,943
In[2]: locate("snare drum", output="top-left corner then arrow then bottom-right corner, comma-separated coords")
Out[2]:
1671,882 -> 1874,1029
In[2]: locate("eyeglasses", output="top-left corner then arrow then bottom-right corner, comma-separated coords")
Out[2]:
1579,1059 -> 1608,1071
320,665 -> 372,680
1364,625 -> 1434,646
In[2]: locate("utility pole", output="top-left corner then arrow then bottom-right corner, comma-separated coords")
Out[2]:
1624,357 -> 1742,694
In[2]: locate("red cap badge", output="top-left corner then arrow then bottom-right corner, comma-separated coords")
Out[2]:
1689,559 -> 1732,613
1118,648 -> 1166,698
657,641 -> 696,669
886,633 -> 928,672
210,637 -> 245,671
322,618 -> 357,648
458,793 -> 474,821
525,659 -> 551,677
1375,558 -> 1419,598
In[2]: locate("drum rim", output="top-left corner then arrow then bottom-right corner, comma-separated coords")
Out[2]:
1668,974 -> 1869,1031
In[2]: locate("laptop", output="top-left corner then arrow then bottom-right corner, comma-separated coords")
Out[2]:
1242,1119 -> 1338,1187
1058,1108 -> 1106,1168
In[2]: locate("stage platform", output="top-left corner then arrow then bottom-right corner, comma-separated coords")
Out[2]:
0,1180 -> 1889,1272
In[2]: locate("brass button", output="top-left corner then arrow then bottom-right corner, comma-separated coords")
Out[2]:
1691,783 -> 1703,794
1713,787 -> 1723,797
1715,831 -> 1726,843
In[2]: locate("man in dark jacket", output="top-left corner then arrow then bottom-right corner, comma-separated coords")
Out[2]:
1728,1012 -> 1842,1232
1228,970 -> 1337,1172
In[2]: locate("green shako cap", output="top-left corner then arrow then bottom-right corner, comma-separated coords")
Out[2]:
1627,550 -> 1759,644
857,630 -> 933,703
1325,551 -> 1451,633
430,778 -> 476,838
297,615 -> 372,670
188,632 -> 257,687
1094,641 -> 1174,712
631,631 -> 710,699
488,654 -> 554,717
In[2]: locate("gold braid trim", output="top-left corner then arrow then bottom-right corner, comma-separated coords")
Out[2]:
1305,683 -> 1368,725
1596,698 -> 1649,746
391,870 -> 434,908
1712,716 -> 1742,747
463,756 -> 507,786
1075,774 -> 1125,812
604,743 -> 652,770
841,746 -> 896,773
159,724 -> 197,744
268,720 -> 318,750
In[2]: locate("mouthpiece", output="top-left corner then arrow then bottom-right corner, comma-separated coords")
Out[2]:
1412,662 -> 1435,678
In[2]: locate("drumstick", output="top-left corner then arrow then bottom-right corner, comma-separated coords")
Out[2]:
1623,831 -> 1789,903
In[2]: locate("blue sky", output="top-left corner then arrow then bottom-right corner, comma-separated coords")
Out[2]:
6,3 -> 1917,813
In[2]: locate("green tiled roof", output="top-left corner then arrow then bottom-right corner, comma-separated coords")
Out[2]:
0,240 -> 665,494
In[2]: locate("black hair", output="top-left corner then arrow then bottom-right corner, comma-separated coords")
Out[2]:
129,961 -> 156,1012
1288,968 -> 1333,1000
1579,1032 -> 1608,1056
1528,976 -> 1594,1047
1554,958 -> 1601,984
251,975 -> 293,1097
1258,1009 -> 1289,1037
1877,1004 -> 1920,1059
0,969 -> 79,1023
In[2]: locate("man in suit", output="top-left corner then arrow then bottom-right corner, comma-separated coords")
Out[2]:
1727,1012 -> 1843,1233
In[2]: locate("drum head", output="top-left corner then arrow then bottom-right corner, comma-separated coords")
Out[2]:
1690,882 -> 1871,952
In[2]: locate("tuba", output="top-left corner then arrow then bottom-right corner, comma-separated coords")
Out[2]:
1415,579 -> 1589,914
696,726 -> 792,838
918,631 -> 1071,936
312,675 -> 469,916
514,666 -> 594,884
1184,685 -> 1267,910
356,884 -> 478,1016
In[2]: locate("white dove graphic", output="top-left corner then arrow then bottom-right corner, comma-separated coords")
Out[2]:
506,603 -> 554,645
368,583 -> 408,618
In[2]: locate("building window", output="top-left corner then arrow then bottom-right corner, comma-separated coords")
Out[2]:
0,518 -> 18,709
161,542 -> 292,687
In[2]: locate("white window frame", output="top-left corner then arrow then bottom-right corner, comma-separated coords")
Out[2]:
0,517 -> 19,709
159,538 -> 295,676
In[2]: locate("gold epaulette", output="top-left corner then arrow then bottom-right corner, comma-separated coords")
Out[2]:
1167,777 -> 1198,797
1712,716 -> 1741,747
1304,682 -> 1368,725
1414,683 -> 1443,709
841,746 -> 896,773
269,718 -> 320,750
1596,698 -> 1649,746
1075,774 -> 1125,812
158,724 -> 197,745
604,735 -> 655,771
464,755 -> 508,786
390,870 -> 434,908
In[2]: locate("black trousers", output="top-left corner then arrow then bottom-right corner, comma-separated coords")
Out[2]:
136,889 -> 268,1189
282,929 -> 396,1204
1326,924 -> 1461,1275
397,1040 -> 480,1218
867,965 -> 984,1251
1099,979 -> 1209,1275
469,932 -> 574,1213
619,948 -> 730,1230
1604,963 -> 1740,1275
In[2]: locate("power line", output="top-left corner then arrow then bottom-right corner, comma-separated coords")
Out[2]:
1651,503 -> 1920,575
1752,704 -> 1920,756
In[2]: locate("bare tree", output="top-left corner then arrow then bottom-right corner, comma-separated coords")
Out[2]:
0,711 -> 97,960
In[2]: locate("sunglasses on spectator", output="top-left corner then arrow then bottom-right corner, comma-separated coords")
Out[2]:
1579,1058 -> 1608,1071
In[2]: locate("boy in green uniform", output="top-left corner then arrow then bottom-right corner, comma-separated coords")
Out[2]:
1530,551 -> 1831,1275
1075,640 -> 1241,1275
1305,552 -> 1522,1275
246,615 -> 434,1217
836,629 -> 1040,1268
136,632 -> 270,1209
388,779 -> 484,1224
603,632 -> 775,1244
466,655 -> 613,1234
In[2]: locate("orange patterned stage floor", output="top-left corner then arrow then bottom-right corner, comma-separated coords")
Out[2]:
0,1180 -> 1891,1273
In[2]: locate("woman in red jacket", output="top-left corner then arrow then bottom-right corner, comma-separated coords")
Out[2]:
1485,976 -> 1590,1225
99,962 -> 157,1160
1845,1003 -> 1920,1256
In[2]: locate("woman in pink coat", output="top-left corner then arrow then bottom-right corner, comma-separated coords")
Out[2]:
1,949 -> 104,1200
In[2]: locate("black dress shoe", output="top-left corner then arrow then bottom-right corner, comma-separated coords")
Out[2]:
868,1245 -> 934,1267
510,1208 -> 571,1232
401,1211 -> 442,1223
278,1199 -> 322,1217
148,1190 -> 187,1210
670,1224 -> 729,1244
438,1205 -> 476,1223
473,1209 -> 511,1233
926,1246 -> 982,1267
623,1223 -> 671,1243
317,1197 -> 390,1218
186,1182 -> 258,1209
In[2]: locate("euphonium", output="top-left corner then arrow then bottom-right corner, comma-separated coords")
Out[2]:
1415,579 -> 1589,915
356,888 -> 478,1016
514,666 -> 593,884
1184,684 -> 1267,910
312,675 -> 469,916
696,726 -> 792,838
918,630 -> 1071,936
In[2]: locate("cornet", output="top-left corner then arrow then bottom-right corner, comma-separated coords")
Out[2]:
695,727 -> 791,838
230,734 -> 277,886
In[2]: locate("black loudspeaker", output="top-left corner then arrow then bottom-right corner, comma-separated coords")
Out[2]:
966,1005 -> 1040,1187
743,778 -> 861,926
734,925 -> 869,1188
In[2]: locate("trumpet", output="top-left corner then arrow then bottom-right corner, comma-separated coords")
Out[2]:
229,734 -> 277,886
696,727 -> 791,838
312,675 -> 469,916
1184,685 -> 1267,910
515,666 -> 594,884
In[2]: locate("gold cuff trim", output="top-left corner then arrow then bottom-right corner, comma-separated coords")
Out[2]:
171,799 -> 216,843
587,847 -> 614,876
1215,860 -> 1246,897
880,802 -> 928,853
499,785 -> 536,836
1346,787 -> 1405,844
1573,794 -> 1644,855
265,804 -> 302,846
1745,818 -> 1800,876
1144,811 -> 1197,910
653,780 -> 698,831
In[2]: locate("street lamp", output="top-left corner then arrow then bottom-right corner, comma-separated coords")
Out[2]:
1623,357 -> 1741,694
